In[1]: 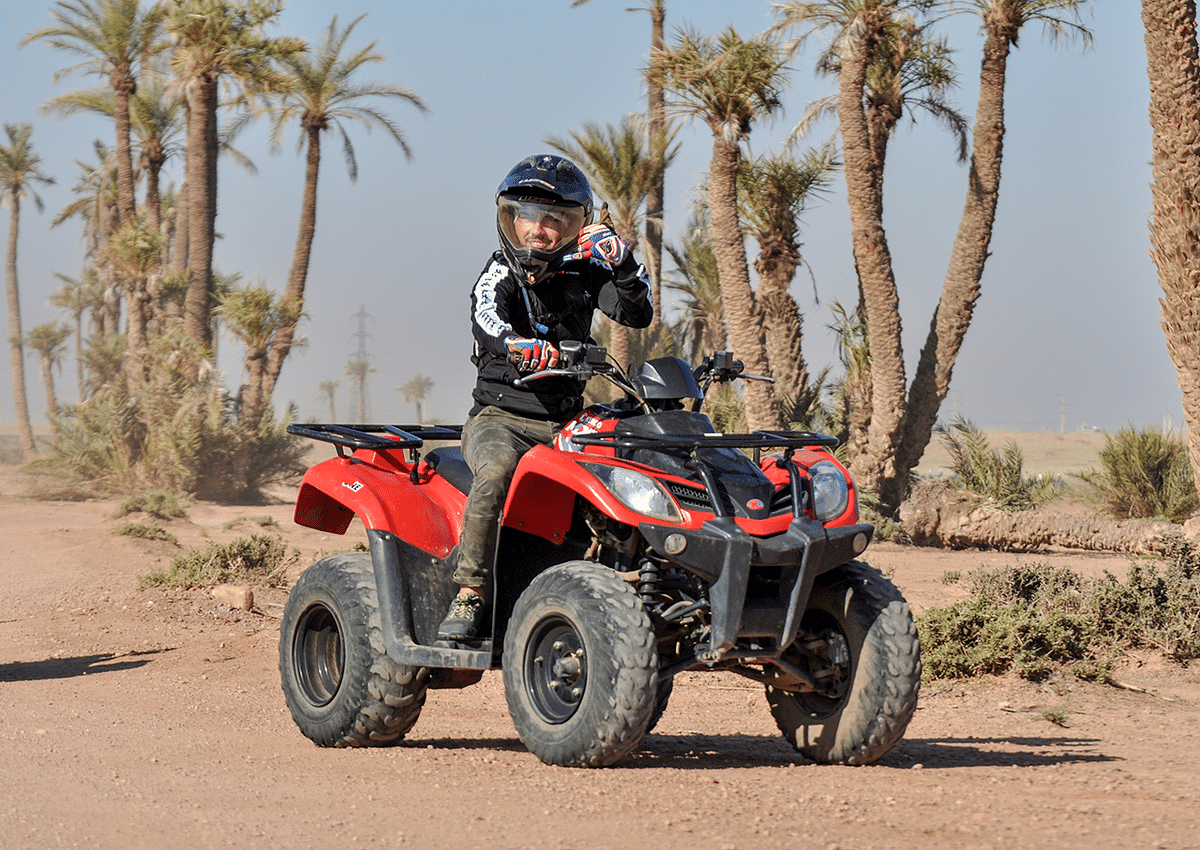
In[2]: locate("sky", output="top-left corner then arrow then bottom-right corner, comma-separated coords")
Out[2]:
0,0 -> 1184,435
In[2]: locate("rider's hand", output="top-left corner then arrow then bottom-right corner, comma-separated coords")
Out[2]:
505,335 -> 560,372
564,223 -> 629,267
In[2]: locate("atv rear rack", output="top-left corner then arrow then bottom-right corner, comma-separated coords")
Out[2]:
287,423 -> 463,456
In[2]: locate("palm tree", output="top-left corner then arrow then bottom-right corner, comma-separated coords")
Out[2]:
26,322 -> 73,436
397,374 -> 433,424
164,0 -> 301,351
53,141 -> 122,341
1,123 -> 55,460
659,26 -> 787,431
214,279 -> 298,430
316,379 -> 337,421
50,271 -> 93,400
101,216 -> 163,385
774,0 -> 1091,513
893,0 -> 1093,509
24,0 -> 167,227
571,0 -> 670,344
738,145 -> 839,407
664,211 -> 724,363
786,18 -> 969,199
544,116 -> 679,374
345,357 -> 374,423
773,0 -> 929,503
1143,0 -> 1200,488
238,13 -> 428,401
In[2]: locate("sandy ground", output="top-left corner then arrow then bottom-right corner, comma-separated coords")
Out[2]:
2,461 -> 1199,850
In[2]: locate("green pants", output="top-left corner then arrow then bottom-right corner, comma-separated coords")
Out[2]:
452,406 -> 562,590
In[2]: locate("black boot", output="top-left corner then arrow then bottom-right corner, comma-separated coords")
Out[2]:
436,592 -> 488,643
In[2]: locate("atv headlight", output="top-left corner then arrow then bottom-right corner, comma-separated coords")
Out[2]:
582,463 -> 683,523
809,460 -> 850,521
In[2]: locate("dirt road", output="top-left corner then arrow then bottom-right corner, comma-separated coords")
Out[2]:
2,465 -> 1197,850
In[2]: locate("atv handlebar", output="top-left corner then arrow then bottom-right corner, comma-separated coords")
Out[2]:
568,429 -> 838,453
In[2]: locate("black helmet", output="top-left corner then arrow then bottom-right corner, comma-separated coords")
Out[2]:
496,154 -> 593,285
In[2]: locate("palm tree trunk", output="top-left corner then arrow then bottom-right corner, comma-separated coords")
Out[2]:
37,352 -> 60,439
5,197 -> 36,458
1144,0 -> 1200,489
708,136 -> 780,431
896,26 -> 1012,505
754,242 -> 807,406
264,123 -> 321,399
113,71 -> 138,225
644,2 -> 667,348
838,28 -> 906,498
183,76 -> 218,351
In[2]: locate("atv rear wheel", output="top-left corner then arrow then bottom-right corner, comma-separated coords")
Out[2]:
503,561 -> 658,767
768,561 -> 920,765
279,553 -> 429,747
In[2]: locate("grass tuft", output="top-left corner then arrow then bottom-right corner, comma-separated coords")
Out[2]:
139,534 -> 297,590
1073,424 -> 1198,523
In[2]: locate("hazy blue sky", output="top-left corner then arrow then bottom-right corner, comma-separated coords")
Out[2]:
0,1 -> 1181,434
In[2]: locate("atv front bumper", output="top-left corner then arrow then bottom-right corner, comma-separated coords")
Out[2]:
638,517 -> 873,663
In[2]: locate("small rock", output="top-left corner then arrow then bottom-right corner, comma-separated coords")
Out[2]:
212,584 -> 254,611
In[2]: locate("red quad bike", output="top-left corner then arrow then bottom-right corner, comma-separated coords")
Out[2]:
279,342 -> 921,768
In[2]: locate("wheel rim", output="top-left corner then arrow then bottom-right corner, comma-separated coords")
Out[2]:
292,603 -> 344,707
523,615 -> 588,724
787,613 -> 852,718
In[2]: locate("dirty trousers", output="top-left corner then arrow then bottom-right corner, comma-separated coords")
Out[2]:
452,406 -> 562,590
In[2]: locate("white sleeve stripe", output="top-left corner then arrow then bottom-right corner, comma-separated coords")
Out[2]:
474,261 -> 513,340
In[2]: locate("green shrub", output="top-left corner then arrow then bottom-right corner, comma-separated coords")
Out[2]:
115,522 -> 178,545
25,330 -> 307,503
918,538 -> 1200,682
114,490 -> 192,520
933,416 -> 1058,510
139,534 -> 297,590
1074,425 -> 1198,523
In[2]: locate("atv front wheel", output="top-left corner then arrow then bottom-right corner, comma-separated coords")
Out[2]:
768,561 -> 920,765
279,553 -> 429,747
503,561 -> 658,767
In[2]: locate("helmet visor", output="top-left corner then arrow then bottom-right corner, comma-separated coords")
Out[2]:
498,197 -> 586,255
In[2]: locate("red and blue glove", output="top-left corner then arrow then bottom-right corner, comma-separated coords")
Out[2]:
565,223 -> 630,267
505,335 -> 560,372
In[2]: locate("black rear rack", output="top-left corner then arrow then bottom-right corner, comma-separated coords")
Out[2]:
287,423 -> 463,453
569,429 -> 838,453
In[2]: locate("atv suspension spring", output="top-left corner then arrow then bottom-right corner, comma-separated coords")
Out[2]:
637,560 -> 661,608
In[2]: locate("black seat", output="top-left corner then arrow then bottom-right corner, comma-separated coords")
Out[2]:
426,447 -> 473,494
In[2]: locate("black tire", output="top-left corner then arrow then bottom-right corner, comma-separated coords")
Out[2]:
279,553 -> 429,747
646,675 -> 674,734
767,561 -> 921,765
503,561 -> 658,767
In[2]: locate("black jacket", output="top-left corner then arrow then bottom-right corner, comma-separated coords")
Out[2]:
469,250 -> 653,419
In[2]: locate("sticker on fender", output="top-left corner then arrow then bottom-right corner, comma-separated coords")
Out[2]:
342,481 -> 363,492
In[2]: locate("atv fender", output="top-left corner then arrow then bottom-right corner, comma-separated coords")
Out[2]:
294,455 -> 465,558
502,444 -> 683,542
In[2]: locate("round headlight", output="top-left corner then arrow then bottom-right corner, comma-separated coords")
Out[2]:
582,463 -> 683,523
809,460 -> 850,521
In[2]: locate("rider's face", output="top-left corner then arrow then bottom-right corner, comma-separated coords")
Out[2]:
513,209 -> 568,250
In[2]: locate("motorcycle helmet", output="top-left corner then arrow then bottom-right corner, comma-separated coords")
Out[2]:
496,154 -> 593,285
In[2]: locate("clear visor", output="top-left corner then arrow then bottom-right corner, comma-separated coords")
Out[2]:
498,197 -> 586,254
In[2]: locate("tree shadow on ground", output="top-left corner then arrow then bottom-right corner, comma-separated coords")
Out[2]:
0,648 -> 173,682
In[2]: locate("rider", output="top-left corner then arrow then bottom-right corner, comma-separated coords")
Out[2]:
436,153 -> 654,643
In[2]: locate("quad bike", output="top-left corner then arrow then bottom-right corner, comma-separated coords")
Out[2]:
279,342 -> 921,767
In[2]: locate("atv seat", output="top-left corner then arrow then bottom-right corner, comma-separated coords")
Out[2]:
426,447 -> 473,494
